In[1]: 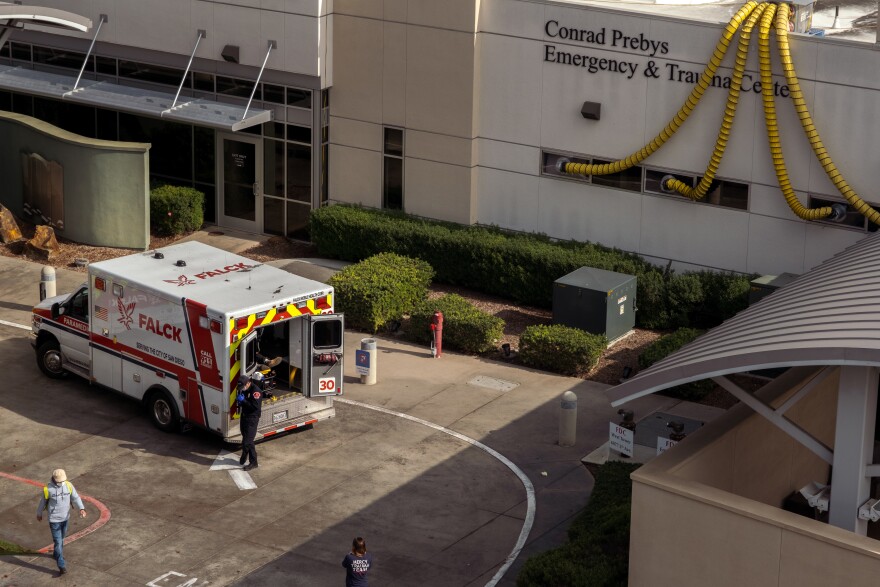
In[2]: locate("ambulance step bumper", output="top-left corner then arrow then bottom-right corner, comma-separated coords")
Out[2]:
256,407 -> 335,440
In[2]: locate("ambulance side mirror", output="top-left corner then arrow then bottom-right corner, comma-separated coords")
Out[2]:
51,303 -> 61,319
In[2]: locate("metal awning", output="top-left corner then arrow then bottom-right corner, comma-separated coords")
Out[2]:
0,64 -> 272,131
609,231 -> 880,407
0,4 -> 91,32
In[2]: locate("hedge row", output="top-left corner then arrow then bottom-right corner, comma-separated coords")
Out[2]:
150,185 -> 204,236
638,327 -> 714,401
406,294 -> 504,355
328,253 -> 434,332
517,461 -> 640,587
519,324 -> 606,375
310,205 -> 751,330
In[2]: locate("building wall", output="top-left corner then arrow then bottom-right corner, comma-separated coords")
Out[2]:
16,0 -> 329,82
329,1 -> 479,224
469,0 -> 878,274
627,367 -> 880,586
0,112 -> 150,249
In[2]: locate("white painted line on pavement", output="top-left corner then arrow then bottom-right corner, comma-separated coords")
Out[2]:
335,397 -> 535,587
212,450 -> 256,490
0,318 -> 31,331
228,469 -> 257,490
210,450 -> 243,470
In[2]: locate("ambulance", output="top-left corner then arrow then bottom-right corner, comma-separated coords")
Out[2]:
31,241 -> 344,442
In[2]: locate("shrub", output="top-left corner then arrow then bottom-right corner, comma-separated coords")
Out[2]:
665,273 -> 704,328
638,327 -> 714,401
329,253 -> 433,332
310,204 -> 752,330
518,324 -> 606,375
692,271 -> 752,328
407,294 -> 505,354
150,185 -> 204,235
517,461 -> 639,587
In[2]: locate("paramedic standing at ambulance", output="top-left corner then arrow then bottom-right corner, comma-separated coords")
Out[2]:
238,373 -> 269,471
36,469 -> 87,576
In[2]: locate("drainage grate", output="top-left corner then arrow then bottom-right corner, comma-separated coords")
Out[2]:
468,375 -> 519,392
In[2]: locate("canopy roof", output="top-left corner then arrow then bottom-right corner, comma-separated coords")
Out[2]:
609,232 -> 880,407
0,4 -> 91,32
0,65 -> 271,131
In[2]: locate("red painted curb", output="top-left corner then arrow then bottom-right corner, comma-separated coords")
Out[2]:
0,471 -> 112,553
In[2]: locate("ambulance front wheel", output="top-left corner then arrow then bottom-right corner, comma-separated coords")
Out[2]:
147,388 -> 181,433
37,340 -> 66,379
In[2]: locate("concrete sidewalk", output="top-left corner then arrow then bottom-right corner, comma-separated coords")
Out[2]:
0,233 -> 726,585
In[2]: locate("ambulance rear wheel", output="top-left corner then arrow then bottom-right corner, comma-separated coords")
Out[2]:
147,388 -> 180,433
37,340 -> 66,379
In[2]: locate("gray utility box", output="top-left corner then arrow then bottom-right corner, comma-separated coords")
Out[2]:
749,272 -> 799,305
553,267 -> 637,341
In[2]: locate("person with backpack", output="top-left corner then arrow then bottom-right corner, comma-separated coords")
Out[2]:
35,469 -> 87,576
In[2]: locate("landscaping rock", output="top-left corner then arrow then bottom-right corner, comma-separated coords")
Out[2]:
25,225 -> 60,261
0,205 -> 22,243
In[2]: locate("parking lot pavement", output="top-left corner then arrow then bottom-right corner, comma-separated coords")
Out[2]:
0,253 -> 680,586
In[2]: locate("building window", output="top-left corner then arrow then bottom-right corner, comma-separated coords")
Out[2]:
33,47 -> 91,72
119,60 -> 186,88
383,127 -> 404,210
287,88 -> 312,110
591,158 -> 642,192
704,179 -> 748,210
644,169 -> 695,195
809,195 -> 878,232
320,89 -> 330,205
540,151 -> 641,191
541,151 -> 590,181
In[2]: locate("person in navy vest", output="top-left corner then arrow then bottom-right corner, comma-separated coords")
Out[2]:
237,373 -> 271,471
342,536 -> 373,586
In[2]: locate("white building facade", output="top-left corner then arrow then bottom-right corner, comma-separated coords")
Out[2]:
3,0 -> 877,275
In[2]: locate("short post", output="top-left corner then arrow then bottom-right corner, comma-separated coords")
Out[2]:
359,338 -> 377,385
40,266 -> 56,301
430,311 -> 444,358
559,390 -> 577,447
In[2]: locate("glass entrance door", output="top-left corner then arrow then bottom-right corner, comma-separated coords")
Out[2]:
218,133 -> 262,232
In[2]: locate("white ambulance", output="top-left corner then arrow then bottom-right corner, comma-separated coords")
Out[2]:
31,241 -> 344,442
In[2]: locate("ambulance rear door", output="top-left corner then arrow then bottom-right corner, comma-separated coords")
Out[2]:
297,314 -> 344,397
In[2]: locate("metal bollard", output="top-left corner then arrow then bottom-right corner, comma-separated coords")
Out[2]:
360,338 -> 377,385
559,390 -> 577,447
430,311 -> 443,358
40,266 -> 56,301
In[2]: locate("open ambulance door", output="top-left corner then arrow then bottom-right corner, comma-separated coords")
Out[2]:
290,314 -> 344,397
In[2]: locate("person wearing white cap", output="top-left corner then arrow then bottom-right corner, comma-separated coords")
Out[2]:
36,469 -> 87,576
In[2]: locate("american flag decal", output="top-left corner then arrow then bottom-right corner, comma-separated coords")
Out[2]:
94,305 -> 108,321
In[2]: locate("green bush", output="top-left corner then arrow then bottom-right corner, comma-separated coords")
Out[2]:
692,271 -> 752,328
150,185 -> 204,235
638,327 -> 714,401
407,294 -> 505,354
329,253 -> 433,332
310,205 -> 752,330
518,324 -> 606,375
311,205 -> 652,308
517,461 -> 639,587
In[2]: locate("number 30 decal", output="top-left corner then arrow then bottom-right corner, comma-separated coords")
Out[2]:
318,377 -> 336,392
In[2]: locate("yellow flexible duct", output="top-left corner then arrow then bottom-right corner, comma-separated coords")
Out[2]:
774,3 -> 880,225
560,1 -> 759,177
665,3 -> 767,199
757,4 -> 832,220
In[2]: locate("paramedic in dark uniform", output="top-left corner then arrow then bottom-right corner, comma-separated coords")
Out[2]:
238,373 -> 270,471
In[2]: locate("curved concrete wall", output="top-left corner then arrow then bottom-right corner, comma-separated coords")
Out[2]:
0,111 -> 150,249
